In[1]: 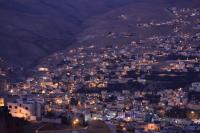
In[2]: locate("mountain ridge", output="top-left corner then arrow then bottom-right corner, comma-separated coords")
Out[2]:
0,0 -> 133,67
0,0 -> 200,68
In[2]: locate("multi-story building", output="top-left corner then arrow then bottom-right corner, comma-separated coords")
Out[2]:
7,97 -> 44,121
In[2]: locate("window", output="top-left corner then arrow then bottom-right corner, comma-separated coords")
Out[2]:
15,106 -> 17,109
9,105 -> 12,108
25,107 -> 29,110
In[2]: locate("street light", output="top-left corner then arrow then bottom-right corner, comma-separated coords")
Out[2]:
75,118 -> 79,123
93,117 -> 97,120
73,118 -> 80,129
122,127 -> 127,131
189,111 -> 198,120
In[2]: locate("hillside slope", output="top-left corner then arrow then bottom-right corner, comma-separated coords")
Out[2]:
0,0 -> 132,67
0,0 -> 200,68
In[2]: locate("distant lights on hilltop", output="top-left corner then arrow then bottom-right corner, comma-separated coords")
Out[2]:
38,67 -> 49,72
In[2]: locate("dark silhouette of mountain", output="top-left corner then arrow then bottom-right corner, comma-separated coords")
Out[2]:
0,0 -> 133,67
0,0 -> 200,68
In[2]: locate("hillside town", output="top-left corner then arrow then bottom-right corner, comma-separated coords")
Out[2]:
0,7 -> 200,133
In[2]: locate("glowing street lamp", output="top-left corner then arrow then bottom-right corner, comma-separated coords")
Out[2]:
93,117 -> 97,120
191,111 -> 195,114
75,118 -> 79,123
72,118 -> 80,129
122,127 -> 127,131
189,111 -> 198,120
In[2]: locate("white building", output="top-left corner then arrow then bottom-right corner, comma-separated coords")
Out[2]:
7,97 -> 44,121
190,82 -> 200,92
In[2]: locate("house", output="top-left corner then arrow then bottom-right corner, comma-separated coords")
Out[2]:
7,97 -> 44,121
